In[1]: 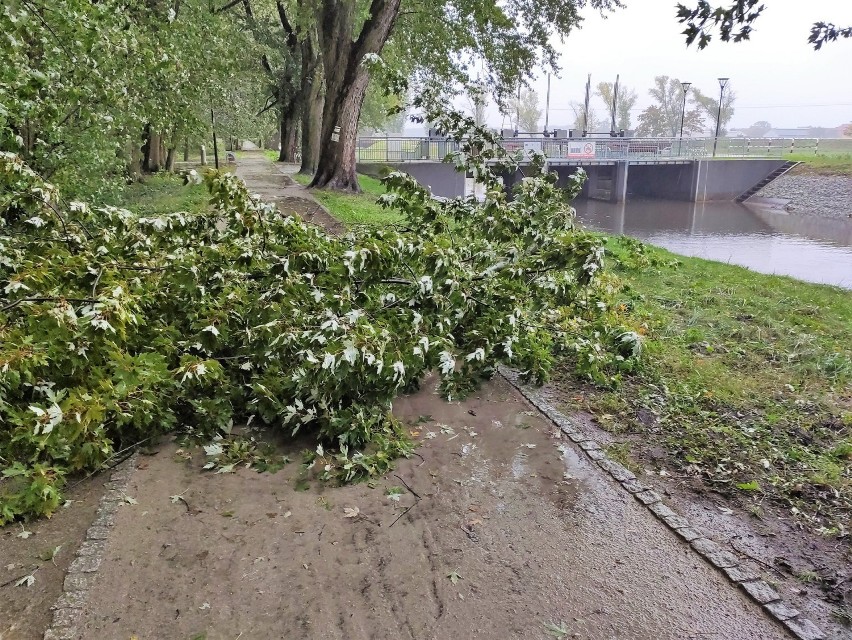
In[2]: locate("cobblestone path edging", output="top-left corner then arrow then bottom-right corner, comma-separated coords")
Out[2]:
43,455 -> 138,640
498,367 -> 826,640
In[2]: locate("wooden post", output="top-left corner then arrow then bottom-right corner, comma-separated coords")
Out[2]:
200,145 -> 207,165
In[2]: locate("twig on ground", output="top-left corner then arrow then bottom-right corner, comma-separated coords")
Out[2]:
394,474 -> 421,500
729,536 -> 786,578
388,504 -> 416,528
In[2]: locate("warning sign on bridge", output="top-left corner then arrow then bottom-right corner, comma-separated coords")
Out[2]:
565,141 -> 596,159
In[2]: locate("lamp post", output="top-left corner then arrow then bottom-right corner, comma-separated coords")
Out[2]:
712,77 -> 730,158
678,81 -> 691,156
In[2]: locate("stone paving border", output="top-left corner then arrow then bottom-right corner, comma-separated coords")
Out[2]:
498,367 -> 826,640
43,455 -> 138,640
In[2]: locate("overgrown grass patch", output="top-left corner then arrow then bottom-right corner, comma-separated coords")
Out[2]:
105,173 -> 212,216
558,238 -> 852,536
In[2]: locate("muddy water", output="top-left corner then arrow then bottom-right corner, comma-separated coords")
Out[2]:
573,198 -> 852,288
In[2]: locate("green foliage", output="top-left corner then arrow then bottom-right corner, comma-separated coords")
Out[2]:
0,94 -> 632,522
787,154 -> 852,177
295,173 -> 405,226
0,0 -> 268,198
568,240 -> 852,535
636,76 -> 705,138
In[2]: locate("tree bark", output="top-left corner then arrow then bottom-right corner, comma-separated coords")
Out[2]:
278,105 -> 300,162
299,36 -> 324,175
143,127 -> 162,173
310,0 -> 401,192
165,147 -> 176,172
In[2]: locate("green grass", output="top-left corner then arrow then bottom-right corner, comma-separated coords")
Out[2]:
105,173 -> 211,216
559,239 -> 852,535
787,153 -> 852,176
294,172 -> 404,226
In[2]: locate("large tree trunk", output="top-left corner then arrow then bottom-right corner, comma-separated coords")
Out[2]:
165,147 -> 176,172
299,37 -> 324,175
278,105 -> 300,162
310,0 -> 401,191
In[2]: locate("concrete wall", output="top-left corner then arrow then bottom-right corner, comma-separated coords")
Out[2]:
359,159 -> 790,203
627,164 -> 696,200
693,159 -> 787,201
357,162 -> 466,199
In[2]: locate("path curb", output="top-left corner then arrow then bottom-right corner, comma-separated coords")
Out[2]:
43,455 -> 138,640
498,367 -> 825,640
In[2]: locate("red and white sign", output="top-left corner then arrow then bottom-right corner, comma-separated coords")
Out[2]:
566,141 -> 596,158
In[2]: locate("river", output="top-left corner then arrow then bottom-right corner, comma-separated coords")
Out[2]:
572,198 -> 852,289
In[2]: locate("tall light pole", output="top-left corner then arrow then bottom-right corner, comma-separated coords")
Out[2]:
712,77 -> 730,158
678,81 -> 691,156
544,73 -> 551,134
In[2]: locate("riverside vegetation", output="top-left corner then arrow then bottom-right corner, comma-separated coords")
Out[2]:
0,102 -> 642,523
290,165 -> 852,540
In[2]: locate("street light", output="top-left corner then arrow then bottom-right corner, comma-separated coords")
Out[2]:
712,77 -> 730,157
678,81 -> 691,155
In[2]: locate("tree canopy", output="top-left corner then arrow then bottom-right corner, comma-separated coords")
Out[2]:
1,0 -> 270,197
676,1 -> 852,50
635,76 -> 705,138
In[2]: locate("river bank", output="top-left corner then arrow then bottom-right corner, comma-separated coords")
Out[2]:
285,165 -> 852,633
756,164 -> 852,220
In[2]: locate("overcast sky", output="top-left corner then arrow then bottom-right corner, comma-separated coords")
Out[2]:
482,0 -> 852,132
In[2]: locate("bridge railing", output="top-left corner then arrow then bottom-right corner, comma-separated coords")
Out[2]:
356,136 -> 852,163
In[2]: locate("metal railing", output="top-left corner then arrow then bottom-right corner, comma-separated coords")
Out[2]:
356,136 -> 852,163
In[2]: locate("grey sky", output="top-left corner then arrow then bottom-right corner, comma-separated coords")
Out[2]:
488,0 -> 852,132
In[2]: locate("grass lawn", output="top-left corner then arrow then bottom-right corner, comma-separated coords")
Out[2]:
105,173 -> 211,216
788,153 -> 852,176
304,180 -> 852,535
293,172 -> 405,226
558,241 -> 852,535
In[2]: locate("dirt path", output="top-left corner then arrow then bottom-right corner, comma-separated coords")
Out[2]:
233,153 -> 345,235
57,156 -> 795,639
74,376 -> 787,640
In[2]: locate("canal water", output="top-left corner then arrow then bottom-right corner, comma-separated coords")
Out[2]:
572,198 -> 852,289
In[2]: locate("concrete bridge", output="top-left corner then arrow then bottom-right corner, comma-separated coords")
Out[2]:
356,136 -> 805,202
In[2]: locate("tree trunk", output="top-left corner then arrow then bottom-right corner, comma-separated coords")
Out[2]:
143,127 -> 162,173
300,84 -> 324,174
128,138 -> 143,181
310,0 -> 401,191
310,72 -> 368,191
278,105 -> 300,162
165,147 -> 176,172
299,36 -> 324,175
183,139 -> 189,162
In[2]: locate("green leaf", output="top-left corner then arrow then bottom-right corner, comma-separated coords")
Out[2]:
736,480 -> 761,491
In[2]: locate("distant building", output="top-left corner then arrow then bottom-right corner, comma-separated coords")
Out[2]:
763,126 -> 846,139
